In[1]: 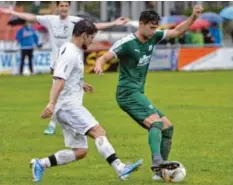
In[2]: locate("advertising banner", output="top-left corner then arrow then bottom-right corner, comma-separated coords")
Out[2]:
178,48 -> 233,71
149,48 -> 177,71
0,50 -> 51,75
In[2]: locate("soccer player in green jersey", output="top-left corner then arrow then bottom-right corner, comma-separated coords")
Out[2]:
95,5 -> 203,180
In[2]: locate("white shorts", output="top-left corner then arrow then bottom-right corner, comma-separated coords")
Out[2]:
56,105 -> 99,149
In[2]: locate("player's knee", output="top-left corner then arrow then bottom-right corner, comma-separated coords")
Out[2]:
73,148 -> 88,160
87,125 -> 106,139
161,117 -> 173,130
143,113 -> 161,128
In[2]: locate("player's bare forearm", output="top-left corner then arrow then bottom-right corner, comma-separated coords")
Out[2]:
11,10 -> 37,22
49,78 -> 65,105
96,55 -> 107,66
94,17 -> 129,30
99,51 -> 115,65
95,52 -> 115,75
0,6 -> 36,22
95,22 -> 116,30
172,15 -> 197,36
166,5 -> 203,38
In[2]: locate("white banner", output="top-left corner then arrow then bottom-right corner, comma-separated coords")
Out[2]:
182,48 -> 233,71
0,50 -> 52,75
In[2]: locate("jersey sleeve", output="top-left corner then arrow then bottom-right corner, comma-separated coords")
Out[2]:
53,47 -> 75,80
36,15 -> 50,27
153,30 -> 167,44
109,39 -> 128,59
70,16 -> 83,24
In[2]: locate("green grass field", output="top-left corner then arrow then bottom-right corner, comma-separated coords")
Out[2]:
0,71 -> 232,185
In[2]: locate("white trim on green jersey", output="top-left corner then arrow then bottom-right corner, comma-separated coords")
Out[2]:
110,33 -> 136,58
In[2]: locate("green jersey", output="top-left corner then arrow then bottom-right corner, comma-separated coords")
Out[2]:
110,30 -> 166,94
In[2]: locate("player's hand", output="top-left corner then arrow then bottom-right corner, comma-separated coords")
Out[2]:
114,17 -> 129,26
192,4 -> 203,18
41,103 -> 55,119
83,83 -> 94,93
94,62 -> 104,75
0,6 -> 13,15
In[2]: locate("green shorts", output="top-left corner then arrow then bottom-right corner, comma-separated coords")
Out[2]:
116,91 -> 165,128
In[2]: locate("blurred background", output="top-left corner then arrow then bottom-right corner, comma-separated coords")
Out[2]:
0,1 -> 233,75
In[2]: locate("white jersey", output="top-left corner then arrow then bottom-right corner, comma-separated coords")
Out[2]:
36,15 -> 83,69
53,42 -> 84,112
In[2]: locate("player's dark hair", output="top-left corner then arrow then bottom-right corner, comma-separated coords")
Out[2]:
56,1 -> 71,6
72,19 -> 97,37
139,10 -> 160,25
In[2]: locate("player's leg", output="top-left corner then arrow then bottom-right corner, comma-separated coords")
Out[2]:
31,107 -> 92,182
150,110 -> 174,181
19,49 -> 26,75
87,124 -> 143,180
160,116 -> 174,161
117,92 -> 177,172
30,128 -> 89,182
71,105 -> 142,180
28,49 -> 34,74
56,107 -> 130,178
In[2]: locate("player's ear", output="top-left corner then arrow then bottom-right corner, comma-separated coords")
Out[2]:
82,32 -> 88,40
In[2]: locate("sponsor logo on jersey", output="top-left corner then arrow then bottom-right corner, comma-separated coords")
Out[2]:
63,25 -> 68,33
54,35 -> 68,39
138,55 -> 151,66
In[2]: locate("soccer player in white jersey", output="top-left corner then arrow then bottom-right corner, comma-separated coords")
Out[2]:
0,1 -> 129,135
29,19 -> 143,183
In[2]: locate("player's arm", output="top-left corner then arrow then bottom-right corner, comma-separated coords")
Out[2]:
165,5 -> 203,39
41,48 -> 74,119
94,52 -> 115,75
0,6 -> 37,22
40,78 -> 64,119
49,78 -> 65,106
94,17 -> 129,30
95,38 -> 127,74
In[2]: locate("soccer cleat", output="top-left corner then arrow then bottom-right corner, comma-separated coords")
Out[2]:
151,161 -> 180,172
44,126 -> 55,135
30,159 -> 45,182
119,159 -> 143,180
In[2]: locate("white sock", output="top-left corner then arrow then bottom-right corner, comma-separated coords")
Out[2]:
39,158 -> 51,168
111,159 -> 126,175
48,120 -> 56,128
55,149 -> 76,165
95,136 -> 125,174
39,149 -> 76,168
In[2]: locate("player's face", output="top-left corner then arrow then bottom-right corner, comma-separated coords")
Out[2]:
57,2 -> 70,17
140,22 -> 158,39
82,33 -> 96,50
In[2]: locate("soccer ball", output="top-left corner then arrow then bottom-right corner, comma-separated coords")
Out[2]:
162,161 -> 186,183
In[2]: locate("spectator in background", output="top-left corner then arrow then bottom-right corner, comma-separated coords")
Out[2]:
16,21 -> 39,75
180,31 -> 192,45
202,29 -> 214,44
208,22 -> 223,46
191,29 -> 204,46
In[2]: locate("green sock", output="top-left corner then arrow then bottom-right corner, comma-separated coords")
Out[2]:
161,126 -> 174,161
148,122 -> 163,162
